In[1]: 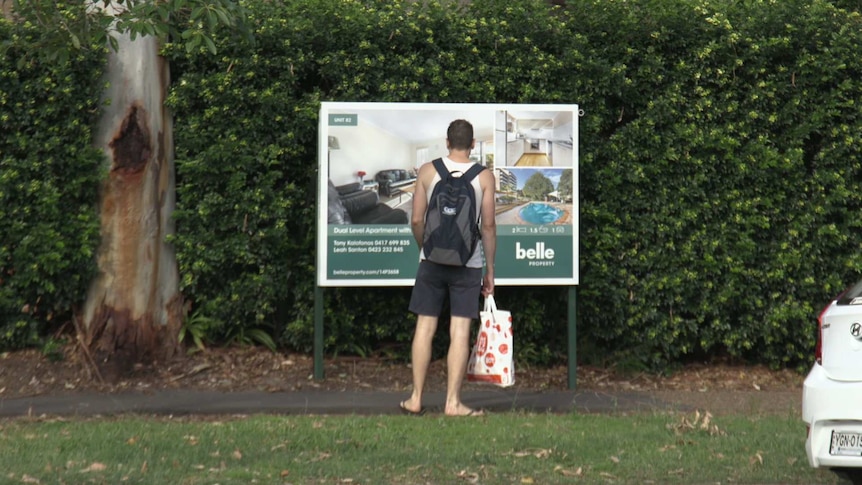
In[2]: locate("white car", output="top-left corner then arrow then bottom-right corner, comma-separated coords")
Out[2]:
803,279 -> 862,483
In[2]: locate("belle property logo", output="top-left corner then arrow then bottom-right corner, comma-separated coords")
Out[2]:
515,242 -> 555,267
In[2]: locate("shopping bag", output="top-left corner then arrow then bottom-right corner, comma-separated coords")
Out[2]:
466,295 -> 514,387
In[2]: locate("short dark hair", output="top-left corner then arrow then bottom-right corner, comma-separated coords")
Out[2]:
447,119 -> 474,150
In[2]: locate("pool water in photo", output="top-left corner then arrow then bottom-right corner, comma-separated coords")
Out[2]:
519,203 -> 564,224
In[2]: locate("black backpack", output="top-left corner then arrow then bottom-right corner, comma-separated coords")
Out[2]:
423,158 -> 486,266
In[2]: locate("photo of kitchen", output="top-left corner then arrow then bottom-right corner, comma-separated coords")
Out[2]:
494,109 -> 575,167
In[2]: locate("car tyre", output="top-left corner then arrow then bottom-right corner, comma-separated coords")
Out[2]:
833,467 -> 862,485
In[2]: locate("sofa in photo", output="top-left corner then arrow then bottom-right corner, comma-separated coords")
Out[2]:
327,181 -> 408,224
374,169 -> 417,197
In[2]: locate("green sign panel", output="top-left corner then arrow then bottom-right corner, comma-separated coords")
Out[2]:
326,224 -> 574,281
328,113 -> 358,126
328,225 -> 419,280
494,228 -> 574,279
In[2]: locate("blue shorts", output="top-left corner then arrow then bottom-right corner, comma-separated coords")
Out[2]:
409,261 -> 483,319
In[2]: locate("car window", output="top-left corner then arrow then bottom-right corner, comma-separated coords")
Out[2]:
837,279 -> 862,305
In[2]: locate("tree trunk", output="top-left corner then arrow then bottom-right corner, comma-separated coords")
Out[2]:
82,30 -> 182,381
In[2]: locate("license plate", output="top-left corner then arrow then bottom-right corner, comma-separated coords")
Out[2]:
831,431 -> 862,456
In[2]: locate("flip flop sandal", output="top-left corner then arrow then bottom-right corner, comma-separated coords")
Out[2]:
399,401 -> 427,416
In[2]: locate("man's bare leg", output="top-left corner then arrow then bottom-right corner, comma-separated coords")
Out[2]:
402,315 -> 437,413
445,316 -> 483,416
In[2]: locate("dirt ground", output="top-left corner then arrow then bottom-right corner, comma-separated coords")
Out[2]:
0,346 -> 806,415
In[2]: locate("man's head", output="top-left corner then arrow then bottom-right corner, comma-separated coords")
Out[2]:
447,119 -> 475,151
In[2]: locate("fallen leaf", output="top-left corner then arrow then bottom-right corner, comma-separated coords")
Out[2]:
79,463 -> 107,473
21,475 -> 40,484
699,412 -> 712,430
520,478 -> 534,484
610,455 -> 620,464
232,449 -> 243,460
750,451 -> 764,465
280,470 -> 290,478
554,465 -> 582,477
311,452 -> 331,462
456,469 -> 479,483
511,448 -> 551,458
787,457 -> 798,465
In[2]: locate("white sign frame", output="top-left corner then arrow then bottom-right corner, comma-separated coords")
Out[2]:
317,101 -> 579,287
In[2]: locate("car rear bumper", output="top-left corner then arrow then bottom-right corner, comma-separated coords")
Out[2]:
803,363 -> 862,468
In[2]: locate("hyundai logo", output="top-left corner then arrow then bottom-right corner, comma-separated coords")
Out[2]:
852,323 -> 862,338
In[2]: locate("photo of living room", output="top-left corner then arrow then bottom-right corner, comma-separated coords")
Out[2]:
494,109 -> 575,167
326,107 -> 496,224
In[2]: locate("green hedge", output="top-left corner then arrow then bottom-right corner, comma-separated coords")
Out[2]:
0,20 -> 105,348
4,0 -> 862,372
573,0 -> 862,369
165,0 -> 862,370
164,0 -> 580,362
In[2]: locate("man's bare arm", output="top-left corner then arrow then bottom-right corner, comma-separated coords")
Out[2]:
479,169 -> 496,296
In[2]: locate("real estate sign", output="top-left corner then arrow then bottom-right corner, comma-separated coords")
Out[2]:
317,102 -> 579,287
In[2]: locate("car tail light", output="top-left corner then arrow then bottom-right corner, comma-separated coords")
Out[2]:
816,292 -> 846,365
815,302 -> 829,365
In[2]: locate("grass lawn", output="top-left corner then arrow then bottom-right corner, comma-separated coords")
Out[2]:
0,410 -> 842,484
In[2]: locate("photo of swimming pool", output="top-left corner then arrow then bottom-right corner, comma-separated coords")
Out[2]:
518,202 -> 565,224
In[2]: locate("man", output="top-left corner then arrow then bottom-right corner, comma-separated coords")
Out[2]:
400,119 -> 496,417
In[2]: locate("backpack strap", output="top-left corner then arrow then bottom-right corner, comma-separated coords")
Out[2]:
431,158 -> 448,180
462,163 -> 486,182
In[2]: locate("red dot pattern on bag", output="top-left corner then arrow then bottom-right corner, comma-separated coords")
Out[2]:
484,319 -> 491,328
484,353 -> 496,367
499,343 -> 509,355
476,332 -> 488,356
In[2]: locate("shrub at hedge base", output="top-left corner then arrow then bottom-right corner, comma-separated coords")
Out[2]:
5,0 -> 862,372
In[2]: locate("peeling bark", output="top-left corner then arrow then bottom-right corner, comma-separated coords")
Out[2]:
83,31 -> 182,380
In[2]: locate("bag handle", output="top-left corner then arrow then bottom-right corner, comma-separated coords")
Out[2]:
484,295 -> 497,313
